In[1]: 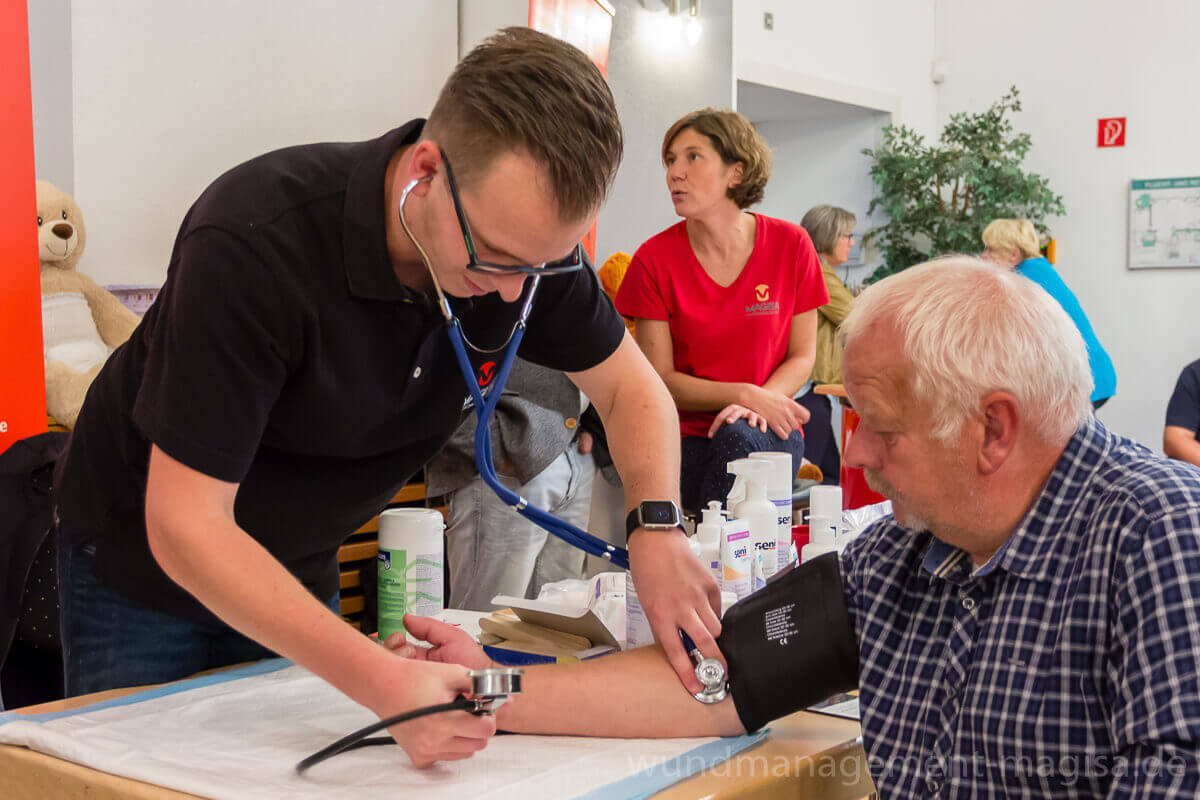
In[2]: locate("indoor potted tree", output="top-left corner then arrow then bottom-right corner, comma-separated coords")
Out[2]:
862,87 -> 1065,283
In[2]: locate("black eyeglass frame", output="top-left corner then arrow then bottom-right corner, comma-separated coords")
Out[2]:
439,147 -> 586,276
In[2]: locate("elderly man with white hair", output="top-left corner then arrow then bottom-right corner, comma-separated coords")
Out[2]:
395,256 -> 1200,797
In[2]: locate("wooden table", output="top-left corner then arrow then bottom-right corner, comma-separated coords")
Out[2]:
1,685 -> 872,799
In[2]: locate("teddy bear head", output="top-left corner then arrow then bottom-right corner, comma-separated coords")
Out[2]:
36,180 -> 88,272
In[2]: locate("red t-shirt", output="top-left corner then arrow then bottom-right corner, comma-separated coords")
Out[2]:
616,214 -> 828,437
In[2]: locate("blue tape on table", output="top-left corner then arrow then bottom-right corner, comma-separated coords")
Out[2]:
0,658 -> 293,727
569,729 -> 770,800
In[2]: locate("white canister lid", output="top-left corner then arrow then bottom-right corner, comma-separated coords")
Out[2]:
749,451 -> 794,495
808,485 -> 843,521
378,507 -> 445,547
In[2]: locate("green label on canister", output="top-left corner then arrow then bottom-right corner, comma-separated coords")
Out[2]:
377,547 -> 443,641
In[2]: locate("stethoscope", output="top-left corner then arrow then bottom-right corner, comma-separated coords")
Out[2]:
394,176 -> 728,704
295,180 -> 730,774
395,176 -> 631,570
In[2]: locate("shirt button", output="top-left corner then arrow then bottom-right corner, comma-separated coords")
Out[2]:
961,596 -> 976,612
412,366 -> 422,379
565,417 -> 577,430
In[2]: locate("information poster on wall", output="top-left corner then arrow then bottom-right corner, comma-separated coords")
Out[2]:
0,1 -> 45,453
1129,177 -> 1200,269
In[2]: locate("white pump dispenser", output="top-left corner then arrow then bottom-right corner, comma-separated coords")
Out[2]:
728,459 -> 778,580
750,451 -> 796,572
696,501 -> 723,585
802,484 -> 842,563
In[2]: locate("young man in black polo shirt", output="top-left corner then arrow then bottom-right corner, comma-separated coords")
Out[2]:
53,27 -> 720,768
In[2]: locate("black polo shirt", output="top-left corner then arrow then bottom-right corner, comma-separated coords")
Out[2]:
54,121 -> 626,621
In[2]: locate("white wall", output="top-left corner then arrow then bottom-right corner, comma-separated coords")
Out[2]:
458,0 -> 526,55
69,1 -> 457,287
935,0 -> 1200,449
733,0 -> 938,136
751,105 -> 890,286
596,0 -> 734,260
27,0 -> 73,193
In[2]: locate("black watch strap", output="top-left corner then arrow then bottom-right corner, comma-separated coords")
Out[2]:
625,501 -> 684,537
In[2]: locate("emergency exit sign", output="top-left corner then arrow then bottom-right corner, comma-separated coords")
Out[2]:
1098,117 -> 1126,147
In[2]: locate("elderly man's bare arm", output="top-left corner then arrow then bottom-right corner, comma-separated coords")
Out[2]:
393,615 -> 746,738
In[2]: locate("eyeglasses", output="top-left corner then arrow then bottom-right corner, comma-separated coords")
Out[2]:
439,148 -> 586,276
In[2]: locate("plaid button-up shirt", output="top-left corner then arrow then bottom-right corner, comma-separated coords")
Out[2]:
842,416 -> 1200,798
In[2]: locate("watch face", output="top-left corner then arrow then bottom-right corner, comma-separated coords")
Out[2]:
641,501 -> 679,526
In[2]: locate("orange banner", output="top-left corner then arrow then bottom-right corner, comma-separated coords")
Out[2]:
0,2 -> 45,452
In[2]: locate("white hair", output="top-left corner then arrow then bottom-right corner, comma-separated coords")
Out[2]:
839,255 -> 1092,444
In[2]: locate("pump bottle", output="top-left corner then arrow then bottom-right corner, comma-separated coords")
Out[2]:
728,459 -> 778,580
801,484 -> 842,563
695,501 -> 723,586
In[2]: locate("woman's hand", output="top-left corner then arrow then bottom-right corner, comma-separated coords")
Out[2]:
710,386 -> 810,439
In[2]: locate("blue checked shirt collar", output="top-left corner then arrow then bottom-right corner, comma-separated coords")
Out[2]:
920,415 -> 1112,584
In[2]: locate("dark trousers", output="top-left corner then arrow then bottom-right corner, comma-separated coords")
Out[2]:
798,392 -> 841,485
680,419 -> 806,511
57,526 -> 339,696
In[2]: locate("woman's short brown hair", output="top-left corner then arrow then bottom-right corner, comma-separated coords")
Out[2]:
661,109 -> 771,209
800,205 -> 857,256
424,27 -> 623,223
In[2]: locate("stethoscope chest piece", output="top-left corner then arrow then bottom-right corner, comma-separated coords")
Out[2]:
466,667 -> 523,714
692,657 -> 728,704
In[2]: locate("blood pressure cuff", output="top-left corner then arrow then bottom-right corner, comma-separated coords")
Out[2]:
716,552 -> 859,733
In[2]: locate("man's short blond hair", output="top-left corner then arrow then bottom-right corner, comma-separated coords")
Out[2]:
839,255 -> 1092,444
424,27 -> 623,224
982,219 -> 1041,260
661,109 -> 771,209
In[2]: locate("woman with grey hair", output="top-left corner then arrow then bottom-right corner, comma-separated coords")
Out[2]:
798,204 -> 858,483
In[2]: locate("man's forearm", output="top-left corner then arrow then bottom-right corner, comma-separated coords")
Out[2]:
147,509 -> 399,712
497,646 -> 745,737
594,345 -> 681,505
1164,426 -> 1200,467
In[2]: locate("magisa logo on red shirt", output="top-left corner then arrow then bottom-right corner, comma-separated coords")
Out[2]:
745,283 -> 779,317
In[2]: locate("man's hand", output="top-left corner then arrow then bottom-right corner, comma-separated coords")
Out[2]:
628,530 -> 722,693
577,430 -> 594,455
361,655 -> 496,768
385,614 -> 493,670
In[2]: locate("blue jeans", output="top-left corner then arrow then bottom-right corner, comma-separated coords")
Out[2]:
446,447 -> 594,610
57,528 -> 338,697
680,419 -> 806,511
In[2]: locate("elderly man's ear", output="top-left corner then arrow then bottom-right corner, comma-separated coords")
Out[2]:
977,392 -> 1021,475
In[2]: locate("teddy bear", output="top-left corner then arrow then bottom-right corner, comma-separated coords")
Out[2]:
37,180 -> 141,429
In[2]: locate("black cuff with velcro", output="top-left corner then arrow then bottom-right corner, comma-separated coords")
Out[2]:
716,552 -> 859,733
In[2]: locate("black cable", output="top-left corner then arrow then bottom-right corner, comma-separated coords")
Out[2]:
295,696 -> 475,775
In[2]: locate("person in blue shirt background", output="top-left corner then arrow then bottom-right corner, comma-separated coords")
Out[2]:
982,218 -> 1116,408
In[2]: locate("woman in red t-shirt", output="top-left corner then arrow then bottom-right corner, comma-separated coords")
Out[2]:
615,109 -> 828,510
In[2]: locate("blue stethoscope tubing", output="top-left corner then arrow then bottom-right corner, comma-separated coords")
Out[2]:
396,175 -> 630,569
443,277 -> 631,570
